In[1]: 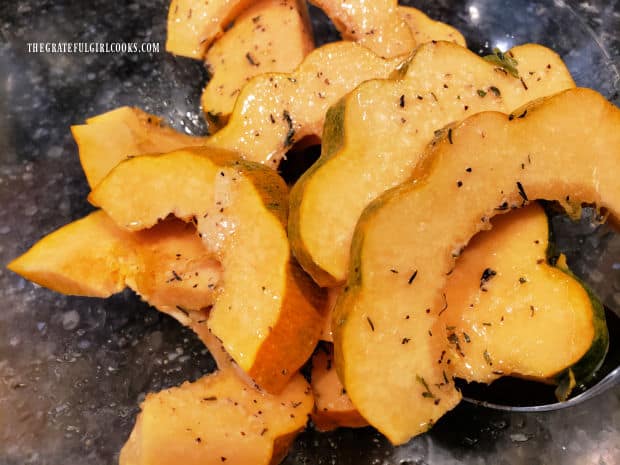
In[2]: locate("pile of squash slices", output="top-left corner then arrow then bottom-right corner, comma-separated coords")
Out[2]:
8,0 -> 620,463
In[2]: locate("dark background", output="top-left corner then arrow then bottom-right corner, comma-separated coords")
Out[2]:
0,1 -> 618,464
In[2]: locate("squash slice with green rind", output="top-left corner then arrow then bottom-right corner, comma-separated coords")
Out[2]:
438,203 -> 608,385
120,370 -> 313,465
312,204 -> 608,429
290,41 -> 576,287
333,88 -> 620,444
89,147 -> 326,393
201,0 -> 314,132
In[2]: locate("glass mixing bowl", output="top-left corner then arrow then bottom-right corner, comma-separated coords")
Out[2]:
0,1 -> 618,464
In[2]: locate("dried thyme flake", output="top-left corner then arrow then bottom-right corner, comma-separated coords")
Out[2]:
483,48 -> 520,78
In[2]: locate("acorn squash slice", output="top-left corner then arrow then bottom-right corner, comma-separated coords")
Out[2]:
166,0 -> 254,59
398,6 -> 465,46
72,107 -> 205,188
6,210 -> 262,379
310,344 -> 368,431
120,369 -> 313,465
7,210 -> 220,310
205,41 -> 402,166
201,0 -> 314,132
312,204 -> 607,429
89,148 -> 326,393
333,88 -> 620,444
308,0 -> 415,58
290,41 -> 575,286
439,203 -> 607,385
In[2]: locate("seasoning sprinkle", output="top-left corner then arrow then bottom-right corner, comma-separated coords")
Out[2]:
408,270 -> 418,284
282,110 -> 295,146
489,86 -> 501,97
480,268 -> 497,288
477,89 -> 487,97
245,52 -> 259,66
366,316 -> 375,331
483,350 -> 493,366
463,332 -> 471,343
416,375 -> 435,399
399,94 -> 405,107
401,337 -> 411,345
516,181 -> 528,202
438,293 -> 448,316
448,128 -> 453,144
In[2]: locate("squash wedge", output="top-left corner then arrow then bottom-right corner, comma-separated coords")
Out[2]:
120,370 -> 313,465
290,41 -> 575,286
309,0 -> 415,58
5,210 -> 263,379
89,148 -> 326,393
166,0 -> 254,59
440,203 -> 607,384
205,41 -> 402,166
311,344 -> 368,431
399,6 -> 465,46
7,211 -> 220,309
72,107 -> 205,188
333,88 -> 620,444
312,205 -> 607,428
201,0 -> 314,131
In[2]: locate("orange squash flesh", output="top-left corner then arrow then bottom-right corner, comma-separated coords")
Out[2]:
309,0 -> 415,58
120,370 -> 314,465
311,345 -> 368,431
398,6 -> 465,46
166,0 -> 254,59
289,41 -> 576,287
7,211 -> 221,309
333,88 -> 620,444
7,210 -> 134,298
72,107 -> 204,188
201,0 -> 314,131
89,148 -> 325,393
440,204 -> 597,382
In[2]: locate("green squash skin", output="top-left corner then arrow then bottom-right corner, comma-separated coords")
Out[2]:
289,99 -> 348,287
542,207 -> 610,399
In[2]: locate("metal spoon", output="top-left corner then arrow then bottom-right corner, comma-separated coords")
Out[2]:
460,306 -> 620,411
